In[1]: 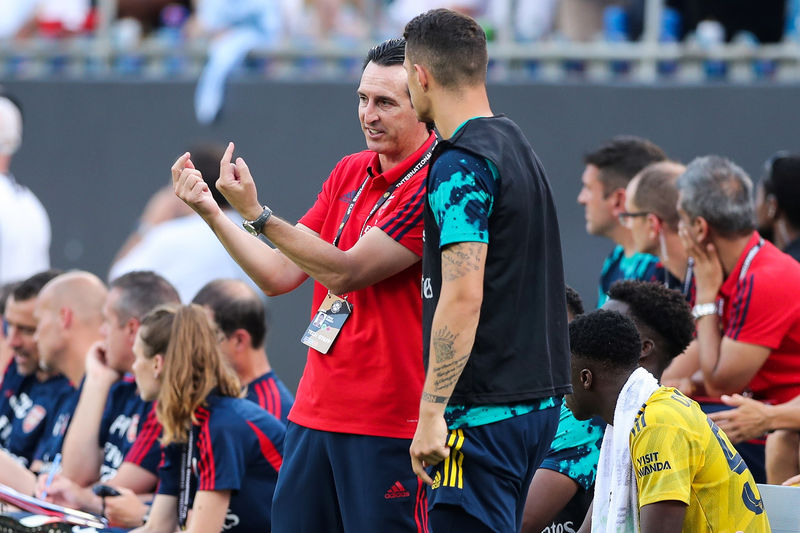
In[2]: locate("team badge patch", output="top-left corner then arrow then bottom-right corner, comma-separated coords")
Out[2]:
127,414 -> 140,443
22,405 -> 46,433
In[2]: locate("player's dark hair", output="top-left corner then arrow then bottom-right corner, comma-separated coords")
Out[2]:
11,269 -> 64,302
110,271 -> 180,323
404,8 -> 488,88
607,281 -> 693,372
565,285 -> 584,319
584,136 -> 667,195
763,153 -> 800,229
569,310 -> 641,370
363,38 -> 406,69
192,279 -> 267,349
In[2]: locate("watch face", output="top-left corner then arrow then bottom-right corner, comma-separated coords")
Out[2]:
243,222 -> 257,236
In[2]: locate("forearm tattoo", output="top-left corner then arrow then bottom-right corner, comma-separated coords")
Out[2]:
432,326 -> 458,363
422,392 -> 449,404
433,353 -> 470,391
442,242 -> 484,282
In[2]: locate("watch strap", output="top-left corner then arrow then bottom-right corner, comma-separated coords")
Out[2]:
692,302 -> 717,320
243,205 -> 272,235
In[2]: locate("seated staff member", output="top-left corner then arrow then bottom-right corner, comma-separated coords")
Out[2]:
130,305 -> 284,533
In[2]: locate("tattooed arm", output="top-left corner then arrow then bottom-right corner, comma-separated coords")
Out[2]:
410,241 -> 487,484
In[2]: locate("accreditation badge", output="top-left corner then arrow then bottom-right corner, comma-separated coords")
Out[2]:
301,293 -> 353,354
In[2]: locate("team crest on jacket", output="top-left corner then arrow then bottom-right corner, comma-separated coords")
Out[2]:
22,405 -> 46,433
126,414 -> 140,443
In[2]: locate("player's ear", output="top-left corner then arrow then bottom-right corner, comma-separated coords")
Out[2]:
579,368 -> 593,390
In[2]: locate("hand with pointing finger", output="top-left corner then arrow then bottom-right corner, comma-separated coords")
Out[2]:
215,141 -> 264,222
171,152 -> 221,220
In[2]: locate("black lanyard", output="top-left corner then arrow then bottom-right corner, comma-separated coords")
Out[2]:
331,141 -> 436,248
178,428 -> 194,530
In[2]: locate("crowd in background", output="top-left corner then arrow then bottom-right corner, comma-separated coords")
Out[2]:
0,0 -> 795,46
1,6 -> 800,530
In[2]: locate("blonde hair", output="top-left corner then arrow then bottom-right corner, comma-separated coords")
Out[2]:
138,304 -> 242,445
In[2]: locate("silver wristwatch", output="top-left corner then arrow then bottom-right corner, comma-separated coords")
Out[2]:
691,302 -> 717,320
242,205 -> 272,236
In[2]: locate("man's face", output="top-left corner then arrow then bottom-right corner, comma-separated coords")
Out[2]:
100,289 -> 135,374
33,293 -> 63,372
754,183 -> 775,241
623,181 -> 658,255
5,296 -> 40,376
577,165 -> 619,236
357,62 -> 424,166
564,356 -> 593,421
402,55 -> 431,124
676,191 -> 704,252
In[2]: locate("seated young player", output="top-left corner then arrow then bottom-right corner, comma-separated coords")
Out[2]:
130,305 -> 284,533
522,286 -> 605,533
568,310 -> 769,533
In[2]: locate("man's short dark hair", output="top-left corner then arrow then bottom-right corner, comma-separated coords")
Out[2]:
109,271 -> 180,323
607,280 -> 693,369
192,279 -> 267,349
677,155 -> 755,238
565,285 -> 584,318
0,282 -> 19,314
763,153 -> 800,229
404,8 -> 488,89
189,142 -> 229,209
584,136 -> 667,194
11,269 -> 64,302
569,310 -> 641,370
363,38 -> 406,70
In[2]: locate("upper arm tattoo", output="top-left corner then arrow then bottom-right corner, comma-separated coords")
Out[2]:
441,242 -> 485,282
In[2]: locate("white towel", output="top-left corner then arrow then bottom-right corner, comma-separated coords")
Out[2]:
591,367 -> 660,533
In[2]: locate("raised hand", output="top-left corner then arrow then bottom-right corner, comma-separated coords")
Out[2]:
85,341 -> 121,385
171,152 -> 221,220
679,225 -> 723,304
216,141 -> 263,221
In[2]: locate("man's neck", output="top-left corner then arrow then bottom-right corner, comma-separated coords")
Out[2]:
716,232 -> 757,278
378,129 -> 431,173
238,348 -> 271,386
430,87 -> 492,140
776,219 -> 800,251
61,348 -> 89,386
608,225 -> 637,257
599,373 -> 634,426
660,231 -> 690,281
0,155 -> 9,175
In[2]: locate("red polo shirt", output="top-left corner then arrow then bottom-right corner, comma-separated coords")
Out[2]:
718,232 -> 800,404
291,133 -> 435,438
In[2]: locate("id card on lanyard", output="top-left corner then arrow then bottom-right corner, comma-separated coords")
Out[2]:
300,141 -> 436,355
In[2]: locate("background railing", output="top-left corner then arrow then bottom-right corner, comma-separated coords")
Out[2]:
2,0 -> 800,83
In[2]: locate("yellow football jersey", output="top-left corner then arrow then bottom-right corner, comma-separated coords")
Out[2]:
629,387 -> 771,532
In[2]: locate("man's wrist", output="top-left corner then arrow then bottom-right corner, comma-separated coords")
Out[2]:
241,203 -> 265,222
692,302 -> 718,320
420,392 -> 448,416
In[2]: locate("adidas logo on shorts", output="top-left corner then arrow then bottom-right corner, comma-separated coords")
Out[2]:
384,481 -> 411,499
